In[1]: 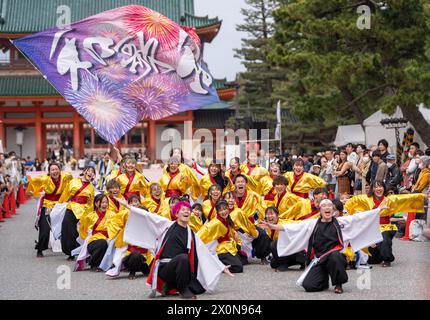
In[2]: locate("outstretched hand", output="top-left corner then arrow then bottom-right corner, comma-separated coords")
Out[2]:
116,197 -> 129,209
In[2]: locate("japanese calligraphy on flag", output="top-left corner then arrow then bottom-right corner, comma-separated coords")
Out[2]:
12,5 -> 220,144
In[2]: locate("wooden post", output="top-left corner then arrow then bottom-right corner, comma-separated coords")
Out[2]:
73,112 -> 81,159
148,120 -> 156,161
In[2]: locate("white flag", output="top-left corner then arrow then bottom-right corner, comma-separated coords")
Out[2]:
275,101 -> 281,140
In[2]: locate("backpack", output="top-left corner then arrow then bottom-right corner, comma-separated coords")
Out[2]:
409,219 -> 428,242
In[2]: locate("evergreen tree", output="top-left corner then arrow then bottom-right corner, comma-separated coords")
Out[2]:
234,0 -> 282,125
270,0 -> 430,145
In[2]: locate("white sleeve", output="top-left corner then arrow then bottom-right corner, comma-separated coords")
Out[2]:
276,219 -> 318,257
337,209 -> 383,251
124,207 -> 174,251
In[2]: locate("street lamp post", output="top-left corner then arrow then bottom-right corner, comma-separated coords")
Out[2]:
380,117 -> 408,166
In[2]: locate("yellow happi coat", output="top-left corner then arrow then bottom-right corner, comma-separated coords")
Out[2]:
197,215 -> 238,256
79,209 -> 114,243
344,194 -> 425,232
284,172 -> 326,198
279,197 -> 321,221
234,190 -> 267,223
159,169 -> 195,199
107,208 -> 153,263
163,163 -> 200,200
106,194 -> 126,214
199,174 -> 234,199
260,175 -> 277,207
225,168 -> 260,193
202,199 -> 218,221
240,163 -> 269,187
58,178 -> 95,219
116,171 -> 149,200
274,191 -> 305,219
189,213 -> 204,233
141,196 -> 168,215
106,169 -> 122,183
26,172 -> 72,209
230,208 -> 258,238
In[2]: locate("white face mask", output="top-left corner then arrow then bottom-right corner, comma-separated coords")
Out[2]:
408,152 -> 413,158
362,157 -> 369,163
419,163 -> 425,170
387,162 -> 393,168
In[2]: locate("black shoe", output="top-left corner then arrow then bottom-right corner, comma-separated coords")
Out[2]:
276,264 -> 290,272
180,289 -> 196,299
128,272 -> 136,280
36,251 -> 44,258
299,264 -> 305,270
381,261 -> 391,267
67,256 -> 75,261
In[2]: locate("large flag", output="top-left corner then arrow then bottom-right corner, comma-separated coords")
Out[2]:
13,5 -> 220,144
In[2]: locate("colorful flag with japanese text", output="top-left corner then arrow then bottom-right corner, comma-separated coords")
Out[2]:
13,5 -> 220,144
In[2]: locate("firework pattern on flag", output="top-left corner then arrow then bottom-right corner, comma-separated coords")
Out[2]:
13,5 -> 219,144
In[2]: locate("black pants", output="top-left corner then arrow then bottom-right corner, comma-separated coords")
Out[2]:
252,228 -> 272,259
61,209 -> 79,256
158,253 -> 205,295
368,230 -> 396,264
87,239 -> 108,268
270,240 -> 306,269
302,251 -> 348,292
123,252 -> 150,275
36,207 -> 51,253
218,252 -> 243,273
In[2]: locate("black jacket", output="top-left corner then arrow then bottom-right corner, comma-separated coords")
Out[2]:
305,217 -> 344,266
385,164 -> 402,190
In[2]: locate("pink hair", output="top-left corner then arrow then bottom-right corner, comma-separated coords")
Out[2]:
171,201 -> 191,220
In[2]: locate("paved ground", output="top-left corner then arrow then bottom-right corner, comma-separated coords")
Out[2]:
1,199 -> 430,300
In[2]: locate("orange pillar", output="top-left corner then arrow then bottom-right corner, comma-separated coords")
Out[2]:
148,120 -> 156,161
35,110 -> 43,160
0,111 -> 5,149
41,124 -> 47,161
73,113 -> 81,158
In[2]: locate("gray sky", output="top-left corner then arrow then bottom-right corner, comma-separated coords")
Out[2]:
195,0 -> 247,81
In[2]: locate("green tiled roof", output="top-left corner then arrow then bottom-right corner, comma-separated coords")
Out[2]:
201,101 -> 234,110
0,75 -> 60,96
214,78 -> 237,90
0,0 -> 220,34
0,76 -> 234,97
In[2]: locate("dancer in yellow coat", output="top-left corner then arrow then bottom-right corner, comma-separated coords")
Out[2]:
225,157 -> 260,193
260,162 -> 281,207
58,167 -> 95,260
344,180 -> 428,267
232,174 -> 266,224
79,194 -> 112,271
159,157 -> 199,200
202,184 -> 222,221
141,183 -> 168,215
272,175 -> 304,219
197,200 -> 243,273
107,195 -> 153,279
116,158 -> 149,200
284,159 -> 326,199
199,161 -> 233,199
26,162 -> 72,257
